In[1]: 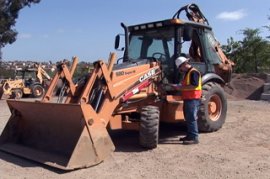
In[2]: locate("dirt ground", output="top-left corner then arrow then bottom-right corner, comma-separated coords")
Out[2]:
0,74 -> 270,179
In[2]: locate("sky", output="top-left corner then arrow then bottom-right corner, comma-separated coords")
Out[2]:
2,0 -> 270,62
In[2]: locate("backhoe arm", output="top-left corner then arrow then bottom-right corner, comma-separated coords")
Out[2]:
174,3 -> 235,76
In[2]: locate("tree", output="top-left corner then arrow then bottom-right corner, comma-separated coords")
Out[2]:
223,28 -> 270,73
73,61 -> 93,80
265,14 -> 270,39
0,0 -> 41,60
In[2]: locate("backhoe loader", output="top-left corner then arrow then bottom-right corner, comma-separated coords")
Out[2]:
0,64 -> 51,99
0,4 -> 234,170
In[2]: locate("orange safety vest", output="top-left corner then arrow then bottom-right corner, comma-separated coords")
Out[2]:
181,68 -> 202,100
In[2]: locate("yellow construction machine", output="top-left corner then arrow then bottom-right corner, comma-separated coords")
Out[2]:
0,4 -> 234,170
0,64 -> 51,99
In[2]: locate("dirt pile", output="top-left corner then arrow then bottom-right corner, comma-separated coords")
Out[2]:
224,73 -> 266,100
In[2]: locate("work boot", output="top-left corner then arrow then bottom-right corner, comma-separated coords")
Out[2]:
179,136 -> 189,141
182,138 -> 199,145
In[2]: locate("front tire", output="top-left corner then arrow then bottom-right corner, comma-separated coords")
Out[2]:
198,82 -> 227,132
139,106 -> 160,149
11,89 -> 23,99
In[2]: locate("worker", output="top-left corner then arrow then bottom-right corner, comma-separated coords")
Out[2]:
167,56 -> 202,144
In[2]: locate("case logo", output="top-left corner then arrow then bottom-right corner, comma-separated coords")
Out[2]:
139,69 -> 156,82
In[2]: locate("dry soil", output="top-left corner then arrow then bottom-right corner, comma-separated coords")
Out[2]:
0,99 -> 270,179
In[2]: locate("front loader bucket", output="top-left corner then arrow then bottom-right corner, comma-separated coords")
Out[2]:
0,100 -> 115,170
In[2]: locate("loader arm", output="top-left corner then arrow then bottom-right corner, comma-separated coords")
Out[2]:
42,57 -> 78,102
71,54 -> 161,125
43,53 -> 161,116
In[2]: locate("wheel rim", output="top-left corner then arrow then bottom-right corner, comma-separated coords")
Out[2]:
34,87 -> 43,96
16,91 -> 22,98
208,94 -> 222,121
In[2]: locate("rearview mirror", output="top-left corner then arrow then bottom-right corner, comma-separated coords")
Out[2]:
114,34 -> 120,49
114,34 -> 125,51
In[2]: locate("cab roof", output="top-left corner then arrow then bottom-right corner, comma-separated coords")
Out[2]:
128,18 -> 212,32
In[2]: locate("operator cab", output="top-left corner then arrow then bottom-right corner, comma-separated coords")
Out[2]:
115,19 -> 210,83
115,14 -> 232,84
15,68 -> 37,87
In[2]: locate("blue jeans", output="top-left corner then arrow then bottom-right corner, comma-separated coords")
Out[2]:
183,99 -> 200,140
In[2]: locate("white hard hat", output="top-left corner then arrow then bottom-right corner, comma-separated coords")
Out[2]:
175,56 -> 189,68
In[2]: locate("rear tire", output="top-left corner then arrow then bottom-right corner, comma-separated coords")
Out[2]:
139,106 -> 160,149
198,82 -> 227,132
32,85 -> 45,98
